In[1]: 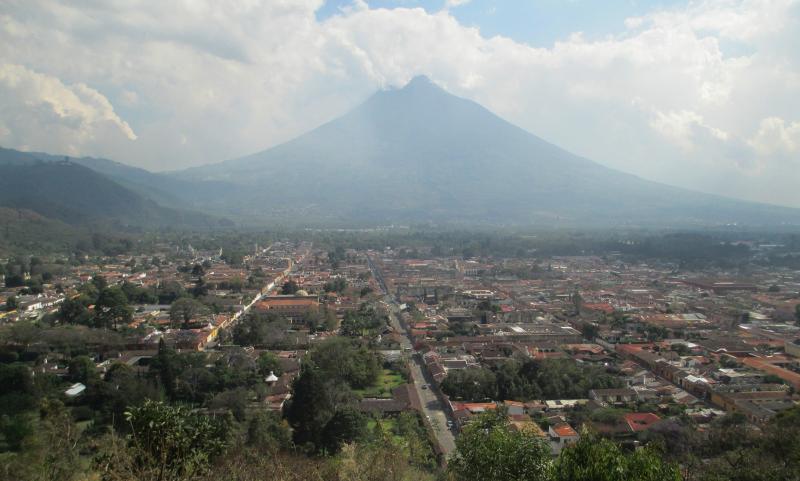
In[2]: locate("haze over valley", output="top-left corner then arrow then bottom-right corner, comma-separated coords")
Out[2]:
2,3 -> 800,481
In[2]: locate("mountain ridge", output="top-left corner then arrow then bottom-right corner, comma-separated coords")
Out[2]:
174,76 -> 800,227
0,147 -> 232,229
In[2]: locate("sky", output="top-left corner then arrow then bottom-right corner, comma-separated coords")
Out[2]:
0,0 -> 799,207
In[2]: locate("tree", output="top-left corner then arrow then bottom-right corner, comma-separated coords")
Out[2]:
157,280 -> 187,304
442,359 -> 623,402
191,276 -> 209,297
449,408 -> 552,481
4,273 -> 25,288
308,337 -> 381,390
107,399 -> 229,481
22,277 -> 43,294
169,297 -> 209,328
741,311 -> 751,324
191,263 -> 205,276
320,405 -> 367,454
696,406 -> 800,481
207,388 -> 249,422
38,399 -> 83,480
328,247 -> 345,268
58,295 -> 92,325
228,276 -> 244,293
67,355 -> 96,383
760,406 -> 800,476
284,363 -> 356,452
795,304 -> 800,326
91,275 -> 108,292
247,411 -> 292,452
553,430 -> 681,481
441,367 -> 498,401
0,363 -> 36,415
87,364 -> 160,430
572,289 -> 583,315
640,418 -> 700,465
341,311 -> 373,337
5,295 -> 17,311
281,280 -> 299,295
581,322 -> 599,340
221,250 -> 245,267
323,277 -> 347,293
257,351 -> 283,377
339,305 -> 385,337
0,414 -> 33,451
284,365 -> 335,449
151,338 -> 178,399
121,281 -> 158,304
233,312 -> 290,347
94,286 -> 132,329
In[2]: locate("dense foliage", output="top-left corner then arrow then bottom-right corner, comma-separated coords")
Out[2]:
284,338 -> 382,453
441,359 -> 623,401
449,409 -> 681,481
449,409 -> 552,481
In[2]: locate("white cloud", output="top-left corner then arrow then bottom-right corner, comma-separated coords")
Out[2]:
0,63 -> 136,156
650,110 -> 729,151
624,16 -> 645,29
0,0 -> 798,206
444,0 -> 472,9
749,117 -> 800,155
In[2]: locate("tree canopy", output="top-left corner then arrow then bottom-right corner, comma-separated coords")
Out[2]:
94,286 -> 133,330
449,410 -> 681,481
449,408 -> 551,481
169,297 -> 210,328
441,358 -> 623,402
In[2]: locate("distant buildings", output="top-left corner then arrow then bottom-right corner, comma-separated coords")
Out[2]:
254,294 -> 319,323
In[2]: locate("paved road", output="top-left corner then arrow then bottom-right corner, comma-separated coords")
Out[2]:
409,353 -> 457,455
367,256 -> 457,457
384,297 -> 457,456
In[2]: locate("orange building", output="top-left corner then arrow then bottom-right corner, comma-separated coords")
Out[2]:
254,295 -> 319,323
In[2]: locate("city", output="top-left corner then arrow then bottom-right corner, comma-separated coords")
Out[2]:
2,231 -> 800,479
2,0 -> 799,480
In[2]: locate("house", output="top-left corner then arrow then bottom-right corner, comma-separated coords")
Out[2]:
508,415 -> 547,438
358,384 -> 420,415
448,401 -> 498,428
544,399 -> 589,411
623,412 -> 662,432
710,390 -> 797,422
254,294 -> 319,323
549,422 -> 579,455
504,400 -> 525,416
64,383 -> 86,397
589,388 -> 637,405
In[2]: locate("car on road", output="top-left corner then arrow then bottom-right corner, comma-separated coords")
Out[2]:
421,384 -> 428,389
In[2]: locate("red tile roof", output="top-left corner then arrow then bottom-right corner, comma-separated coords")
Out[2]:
552,423 -> 578,438
623,412 -> 662,432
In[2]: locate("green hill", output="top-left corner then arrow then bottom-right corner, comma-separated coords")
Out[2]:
0,151 -> 231,229
0,207 -> 81,254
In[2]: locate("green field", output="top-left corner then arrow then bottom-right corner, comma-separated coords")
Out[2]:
366,418 -> 404,445
355,369 -> 406,398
